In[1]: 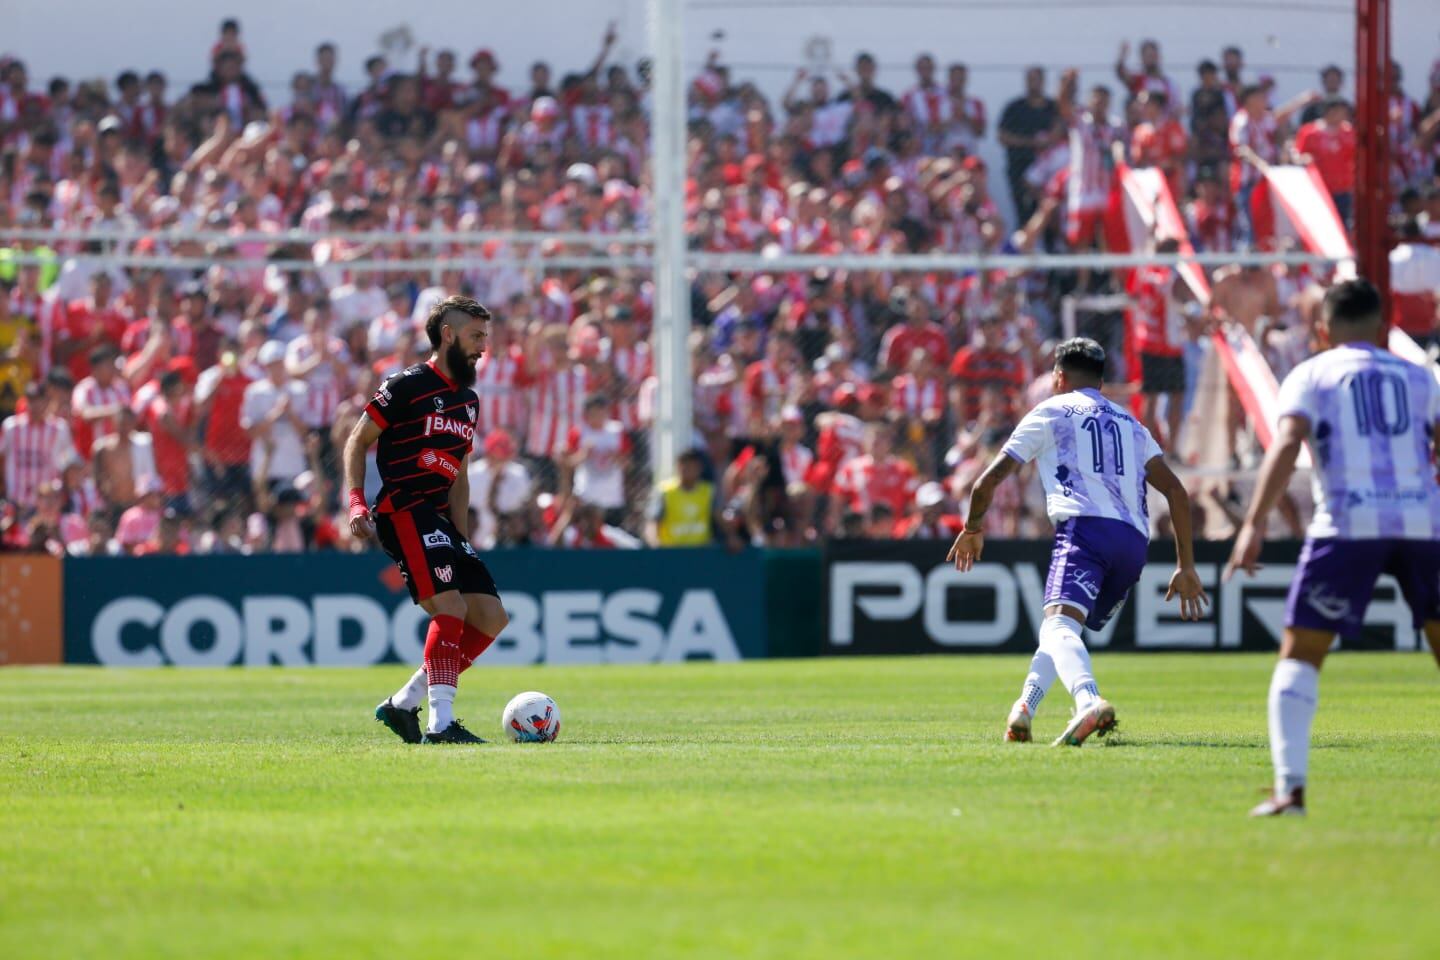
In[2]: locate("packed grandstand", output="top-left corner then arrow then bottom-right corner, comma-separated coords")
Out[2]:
2,19 -> 1439,557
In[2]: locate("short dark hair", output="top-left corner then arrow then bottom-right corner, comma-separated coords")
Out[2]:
221,18 -> 240,32
1055,337 -> 1106,380
678,447 -> 706,467
1323,279 -> 1382,326
89,343 -> 119,367
424,294 -> 490,348
584,394 -> 609,412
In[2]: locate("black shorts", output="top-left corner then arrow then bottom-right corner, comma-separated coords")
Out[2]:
1140,352 -> 1186,395
374,507 -> 499,603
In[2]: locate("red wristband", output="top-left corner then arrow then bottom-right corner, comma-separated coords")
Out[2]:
347,488 -> 368,519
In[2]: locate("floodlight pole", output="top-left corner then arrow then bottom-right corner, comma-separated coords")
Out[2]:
648,0 -> 692,484
1355,0 -> 1391,332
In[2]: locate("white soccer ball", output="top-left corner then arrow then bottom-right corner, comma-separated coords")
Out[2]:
502,691 -> 561,743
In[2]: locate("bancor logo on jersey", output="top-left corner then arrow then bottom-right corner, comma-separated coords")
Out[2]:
422,413 -> 475,442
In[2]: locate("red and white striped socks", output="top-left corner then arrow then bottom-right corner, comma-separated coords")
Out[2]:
424,615 -> 466,733
392,619 -> 499,731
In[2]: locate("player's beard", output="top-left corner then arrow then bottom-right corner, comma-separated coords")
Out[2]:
445,338 -> 478,388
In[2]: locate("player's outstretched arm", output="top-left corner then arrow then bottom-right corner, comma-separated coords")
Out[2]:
1223,415 -> 1308,581
1145,456 -> 1210,621
343,413 -> 383,540
948,452 -> 1018,572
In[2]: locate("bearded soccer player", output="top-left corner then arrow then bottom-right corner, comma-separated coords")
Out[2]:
948,338 -> 1210,745
344,295 -> 508,745
1226,280 -> 1440,816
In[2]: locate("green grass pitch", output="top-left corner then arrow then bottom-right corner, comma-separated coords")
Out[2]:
2,654 -> 1438,959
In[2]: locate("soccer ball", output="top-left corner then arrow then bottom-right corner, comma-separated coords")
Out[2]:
502,691 -> 561,743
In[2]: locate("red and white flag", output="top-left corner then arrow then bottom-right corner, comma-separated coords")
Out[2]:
1251,164 -> 1354,266
1209,324 -> 1311,467
1107,163 -> 1210,305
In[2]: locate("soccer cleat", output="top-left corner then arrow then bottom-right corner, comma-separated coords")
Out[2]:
375,699 -> 422,744
1051,699 -> 1117,746
421,720 -> 487,744
1004,700 -> 1033,742
1249,787 -> 1306,818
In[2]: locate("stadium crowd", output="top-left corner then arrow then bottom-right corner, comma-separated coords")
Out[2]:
3,20 -> 1440,556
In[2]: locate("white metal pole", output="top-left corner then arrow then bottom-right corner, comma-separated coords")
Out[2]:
648,0 -> 692,486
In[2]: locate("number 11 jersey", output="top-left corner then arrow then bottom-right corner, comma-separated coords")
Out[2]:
1001,387 -> 1163,539
1277,342 -> 1440,541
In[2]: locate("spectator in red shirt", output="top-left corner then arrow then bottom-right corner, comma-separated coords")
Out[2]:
948,315 -> 1026,424
1292,97 -> 1356,226
879,288 -> 950,373
146,369 -> 196,513
1127,240 -> 1191,451
419,47 -> 465,113
832,425 -> 918,526
1114,39 -> 1178,109
55,273 -> 127,381
194,346 -> 254,503
70,344 -> 130,461
1129,91 -> 1188,200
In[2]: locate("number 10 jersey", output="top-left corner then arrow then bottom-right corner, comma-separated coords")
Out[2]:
1277,342 -> 1440,541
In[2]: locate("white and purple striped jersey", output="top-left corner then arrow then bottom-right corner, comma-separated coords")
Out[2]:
1001,387 -> 1163,538
1276,343 -> 1440,540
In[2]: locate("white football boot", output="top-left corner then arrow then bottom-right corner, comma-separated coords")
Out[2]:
1004,700 -> 1033,742
1052,699 -> 1117,746
1249,788 -> 1306,817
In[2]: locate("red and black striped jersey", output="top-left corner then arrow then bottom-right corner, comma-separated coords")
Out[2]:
364,360 -> 479,515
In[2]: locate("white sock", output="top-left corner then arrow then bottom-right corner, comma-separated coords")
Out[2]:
1019,648 -> 1058,715
390,668 -> 428,711
427,684 -> 456,733
1039,614 -> 1101,710
1268,658 -> 1319,796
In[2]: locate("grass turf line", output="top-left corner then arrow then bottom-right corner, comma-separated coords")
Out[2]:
2,654 -> 1438,959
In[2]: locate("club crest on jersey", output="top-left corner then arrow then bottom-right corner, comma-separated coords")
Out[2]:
465,405 -> 476,423
423,530 -> 450,548
423,412 -> 476,442
434,396 -> 445,410
434,565 -> 454,584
